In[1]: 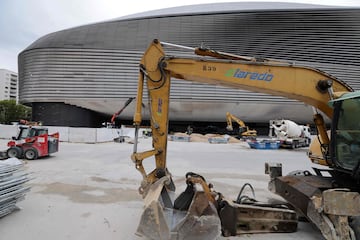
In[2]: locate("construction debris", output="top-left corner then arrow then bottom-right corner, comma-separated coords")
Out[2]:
170,132 -> 242,143
0,158 -> 31,218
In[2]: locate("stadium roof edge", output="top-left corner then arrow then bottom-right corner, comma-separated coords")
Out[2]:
105,2 -> 347,22
20,1 -> 358,53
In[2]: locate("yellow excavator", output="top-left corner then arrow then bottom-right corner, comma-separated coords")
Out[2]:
131,39 -> 360,240
225,111 -> 257,138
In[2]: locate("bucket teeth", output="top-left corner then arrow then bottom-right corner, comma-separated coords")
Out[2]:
136,201 -> 171,240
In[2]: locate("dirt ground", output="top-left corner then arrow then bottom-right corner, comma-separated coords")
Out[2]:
0,137 -> 324,240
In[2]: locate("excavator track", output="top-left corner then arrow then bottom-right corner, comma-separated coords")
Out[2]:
267,163 -> 360,240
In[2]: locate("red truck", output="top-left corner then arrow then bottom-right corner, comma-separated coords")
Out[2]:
6,126 -> 59,160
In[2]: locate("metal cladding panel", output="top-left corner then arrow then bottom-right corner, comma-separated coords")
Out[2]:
19,48 -> 140,99
18,4 -> 360,125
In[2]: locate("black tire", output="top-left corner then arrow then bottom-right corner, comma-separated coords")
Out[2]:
24,148 -> 38,160
350,216 -> 360,239
7,147 -> 22,158
292,140 -> 299,149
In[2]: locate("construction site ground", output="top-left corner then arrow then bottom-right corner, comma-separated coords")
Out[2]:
0,136 -> 324,240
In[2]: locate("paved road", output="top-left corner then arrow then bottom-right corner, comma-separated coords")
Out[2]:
0,138 -> 324,239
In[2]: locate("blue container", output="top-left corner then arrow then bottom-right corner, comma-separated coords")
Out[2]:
247,140 -> 280,149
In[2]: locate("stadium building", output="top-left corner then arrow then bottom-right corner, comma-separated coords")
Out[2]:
18,2 -> 360,130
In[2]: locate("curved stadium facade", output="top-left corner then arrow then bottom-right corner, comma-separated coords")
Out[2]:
18,2 -> 360,128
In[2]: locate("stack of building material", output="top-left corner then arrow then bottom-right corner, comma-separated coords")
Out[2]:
169,135 -> 191,142
208,137 -> 229,144
0,158 -> 31,218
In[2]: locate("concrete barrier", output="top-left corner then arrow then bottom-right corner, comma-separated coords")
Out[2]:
0,125 -> 18,139
0,124 -> 142,143
46,126 -> 70,142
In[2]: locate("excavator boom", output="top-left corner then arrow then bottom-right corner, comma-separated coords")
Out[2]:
131,39 -> 357,240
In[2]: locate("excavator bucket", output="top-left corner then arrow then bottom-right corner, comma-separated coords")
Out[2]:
136,176 -> 221,240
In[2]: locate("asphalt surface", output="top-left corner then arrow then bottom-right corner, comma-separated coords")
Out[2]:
0,138 -> 324,240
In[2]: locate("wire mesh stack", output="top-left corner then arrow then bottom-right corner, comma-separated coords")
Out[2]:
0,158 -> 31,218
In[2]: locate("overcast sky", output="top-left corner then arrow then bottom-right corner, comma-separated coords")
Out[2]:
1,0 -> 359,72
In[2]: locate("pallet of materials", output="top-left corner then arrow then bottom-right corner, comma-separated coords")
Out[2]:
0,158 -> 31,218
208,137 -> 229,144
247,139 -> 281,150
169,135 -> 191,142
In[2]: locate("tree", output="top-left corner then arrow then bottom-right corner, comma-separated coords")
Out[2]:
0,100 -> 32,124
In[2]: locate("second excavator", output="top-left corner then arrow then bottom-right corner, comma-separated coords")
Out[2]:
225,111 -> 257,138
131,39 -> 360,240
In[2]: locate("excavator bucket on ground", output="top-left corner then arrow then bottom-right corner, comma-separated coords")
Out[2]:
135,174 -> 221,240
135,173 -> 299,240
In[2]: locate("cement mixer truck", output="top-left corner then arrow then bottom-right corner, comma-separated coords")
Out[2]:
269,119 -> 311,149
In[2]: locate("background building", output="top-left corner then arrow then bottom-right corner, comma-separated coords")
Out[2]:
18,2 -> 360,129
0,69 -> 18,102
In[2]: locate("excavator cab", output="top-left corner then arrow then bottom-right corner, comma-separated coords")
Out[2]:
239,126 -> 247,134
330,93 -> 360,177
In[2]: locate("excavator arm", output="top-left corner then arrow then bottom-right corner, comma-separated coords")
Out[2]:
133,39 -> 352,173
131,39 -> 355,240
226,112 -> 245,131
